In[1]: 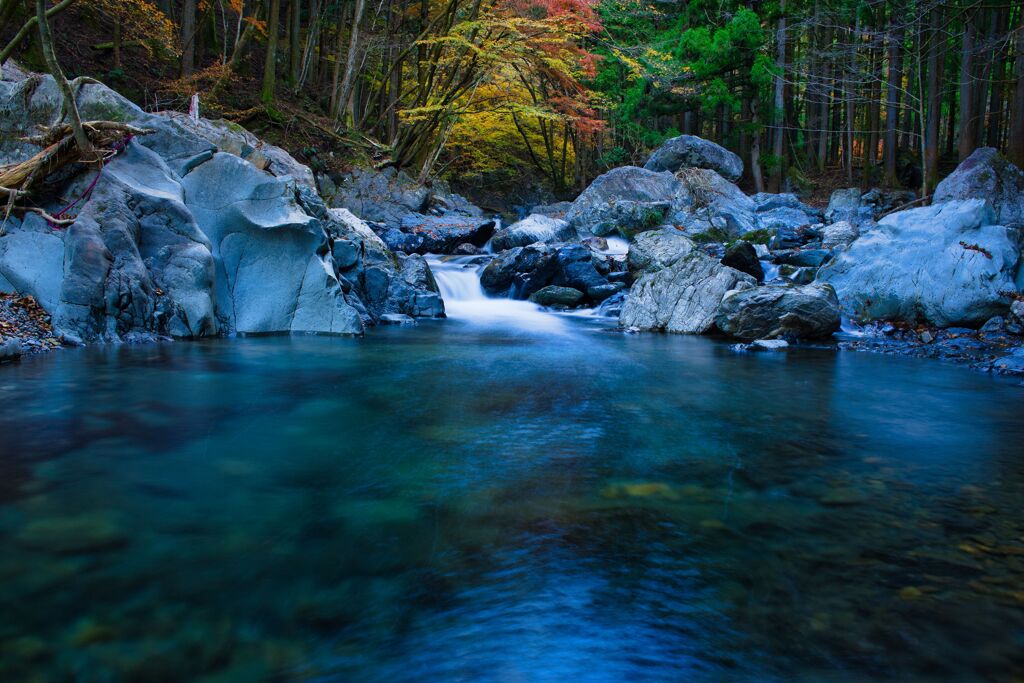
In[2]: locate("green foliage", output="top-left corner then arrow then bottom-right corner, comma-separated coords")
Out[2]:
739,228 -> 772,245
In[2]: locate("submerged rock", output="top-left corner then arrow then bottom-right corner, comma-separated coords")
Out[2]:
715,282 -> 842,340
817,199 -> 1022,327
619,251 -> 756,333
16,513 -> 127,554
643,134 -> 743,182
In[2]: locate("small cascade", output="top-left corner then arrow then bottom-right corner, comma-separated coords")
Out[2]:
760,259 -> 780,282
427,255 -> 567,333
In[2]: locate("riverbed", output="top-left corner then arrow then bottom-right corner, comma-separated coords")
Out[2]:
1,299 -> 1023,681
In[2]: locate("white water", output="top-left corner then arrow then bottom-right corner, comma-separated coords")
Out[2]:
598,237 -> 630,256
760,259 -> 780,282
427,256 -> 568,334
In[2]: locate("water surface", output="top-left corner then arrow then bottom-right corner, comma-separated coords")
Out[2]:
1,317 -> 1023,682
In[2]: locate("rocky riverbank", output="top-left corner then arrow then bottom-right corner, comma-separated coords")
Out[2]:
2,65 -> 1022,379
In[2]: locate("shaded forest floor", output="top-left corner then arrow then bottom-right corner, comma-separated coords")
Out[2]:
2,4 -> 947,209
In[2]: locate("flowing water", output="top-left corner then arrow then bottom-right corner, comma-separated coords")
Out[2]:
2,275 -> 1024,681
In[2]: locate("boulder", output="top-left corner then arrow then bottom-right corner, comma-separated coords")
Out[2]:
0,337 -> 22,362
619,251 -> 756,333
714,282 -> 842,340
626,228 -> 695,274
721,241 -> 764,282
825,188 -> 874,226
751,193 -> 823,223
529,201 -> 573,218
643,135 -> 744,182
182,153 -> 362,335
673,168 -> 758,238
529,285 -> 584,306
158,114 -> 316,189
565,166 -> 683,236
480,243 -> 609,301
817,199 -> 1022,327
821,220 -> 859,250
325,167 -> 430,226
491,214 -> 575,251
933,148 -> 1024,227
376,214 -> 495,254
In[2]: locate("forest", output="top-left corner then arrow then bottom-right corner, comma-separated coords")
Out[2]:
2,0 -> 1023,200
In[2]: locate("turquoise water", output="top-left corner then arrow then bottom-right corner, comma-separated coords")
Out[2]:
1,317 -> 1023,681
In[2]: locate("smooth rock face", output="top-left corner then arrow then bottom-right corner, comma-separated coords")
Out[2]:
715,283 -> 842,340
619,251 -> 756,333
817,199 -> 1022,327
627,229 -> 695,274
491,214 -> 575,251
933,148 -> 1024,228
643,135 -> 744,182
181,153 -> 361,335
673,168 -> 758,238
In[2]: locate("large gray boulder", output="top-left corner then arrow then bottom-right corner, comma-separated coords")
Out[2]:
933,148 -> 1024,228
817,199 -> 1022,327
619,251 -> 756,333
715,283 -> 841,340
673,168 -> 758,237
565,166 -> 684,236
491,214 -> 575,251
626,228 -> 695,274
643,135 -> 743,182
181,153 -> 361,335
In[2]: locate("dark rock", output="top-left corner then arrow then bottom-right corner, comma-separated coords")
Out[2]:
776,249 -> 830,268
376,215 -> 495,255
715,282 -> 842,340
721,241 -> 764,281
0,337 -> 22,362
528,285 -> 585,306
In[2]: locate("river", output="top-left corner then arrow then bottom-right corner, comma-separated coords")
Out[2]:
0,260 -> 1023,681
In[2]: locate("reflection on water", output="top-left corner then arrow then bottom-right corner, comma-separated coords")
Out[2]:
1,321 -> 1023,682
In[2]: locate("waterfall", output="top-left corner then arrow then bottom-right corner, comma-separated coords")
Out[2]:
427,255 -> 568,333
760,259 -> 780,282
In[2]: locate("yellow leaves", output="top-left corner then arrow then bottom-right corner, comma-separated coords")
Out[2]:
88,0 -> 179,56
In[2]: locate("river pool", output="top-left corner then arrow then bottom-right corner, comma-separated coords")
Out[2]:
1,309 -> 1023,681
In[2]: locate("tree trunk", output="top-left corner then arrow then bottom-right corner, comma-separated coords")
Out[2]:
289,0 -> 301,85
923,7 -> 943,196
181,0 -> 196,77
957,15 -> 976,161
336,0 -> 367,125
884,23 -> 903,185
769,0 -> 786,192
35,0 -> 92,158
1008,20 -> 1024,165
261,0 -> 282,104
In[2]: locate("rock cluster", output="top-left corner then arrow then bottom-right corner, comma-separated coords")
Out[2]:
0,65 -> 443,344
